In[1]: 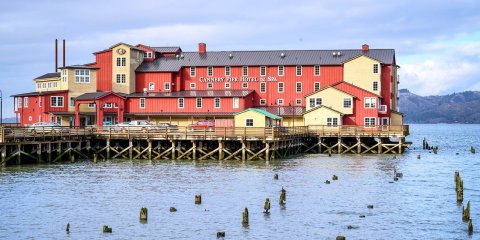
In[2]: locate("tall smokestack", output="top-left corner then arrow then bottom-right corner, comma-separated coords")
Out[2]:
63,39 -> 66,68
55,39 -> 58,72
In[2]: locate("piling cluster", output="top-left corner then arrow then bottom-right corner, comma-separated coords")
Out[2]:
454,171 -> 474,235
422,138 -> 438,153
471,146 -> 476,154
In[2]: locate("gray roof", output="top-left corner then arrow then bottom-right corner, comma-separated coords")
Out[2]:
127,90 -> 254,98
75,91 -> 126,100
136,49 -> 395,72
152,47 -> 181,53
11,90 -> 67,97
34,72 -> 61,80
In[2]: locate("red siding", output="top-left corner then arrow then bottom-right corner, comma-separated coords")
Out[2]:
135,72 -> 173,93
15,92 -> 68,126
380,65 -> 392,116
94,50 -> 113,91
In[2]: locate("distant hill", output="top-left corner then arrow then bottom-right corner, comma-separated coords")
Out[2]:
399,89 -> 480,123
1,117 -> 17,123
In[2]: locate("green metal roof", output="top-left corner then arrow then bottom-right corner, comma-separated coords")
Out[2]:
235,108 -> 282,120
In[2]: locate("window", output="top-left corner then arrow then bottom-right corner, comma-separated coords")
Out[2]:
17,97 -> 22,109
178,98 -> 184,108
207,66 -> 213,76
190,83 -> 196,89
233,97 -> 239,109
242,66 -> 248,76
260,66 -> 266,76
296,65 -> 302,76
327,117 -> 339,126
277,99 -> 284,105
39,96 -> 42,107
343,98 -> 352,108
143,52 -> 152,58
196,98 -> 202,108
364,97 -> 376,108
314,65 -> 320,76
28,116 -> 32,121
296,99 -> 302,105
37,83 -> 41,89
315,98 -> 322,106
260,99 -> 266,105
164,82 -> 171,91
225,82 -> 230,89
364,117 -> 376,127
42,83 -> 46,88
70,97 -> 75,107
260,82 -> 266,93
278,66 -> 284,76
24,97 -> 28,107
53,82 -> 57,88
116,74 -> 126,84
62,69 -> 67,82
278,82 -> 284,93
88,103 -> 95,108
309,98 -> 315,108
48,82 -> 52,88
246,119 -> 254,127
116,57 -> 126,66
225,66 -> 231,76
140,98 -> 145,108
190,66 -> 196,77
242,82 -> 248,88
104,103 -> 112,108
296,82 -> 302,93
149,82 -> 155,90
373,64 -> 379,74
207,83 -> 213,89
114,103 -> 118,108
50,96 -> 64,107
373,81 -> 378,91
314,82 -> 320,92
214,98 -> 221,108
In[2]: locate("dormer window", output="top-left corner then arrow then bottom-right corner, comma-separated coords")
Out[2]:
143,52 -> 153,58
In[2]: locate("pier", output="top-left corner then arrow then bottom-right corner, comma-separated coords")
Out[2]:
0,125 -> 409,166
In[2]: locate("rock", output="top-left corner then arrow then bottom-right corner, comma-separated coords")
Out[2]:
367,205 -> 374,209
417,154 -> 421,159
395,172 -> 403,178
332,175 -> 338,180
274,174 -> 278,180
170,207 -> 177,212
336,236 -> 346,240
359,215 -> 365,218
325,180 -> 331,184
394,177 -> 399,181
468,219 -> 473,234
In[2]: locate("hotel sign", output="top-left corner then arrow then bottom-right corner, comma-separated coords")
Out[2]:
199,76 -> 278,83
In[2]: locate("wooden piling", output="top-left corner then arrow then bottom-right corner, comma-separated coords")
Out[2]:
468,219 -> 473,234
195,194 -> 202,204
66,223 -> 70,233
463,201 -> 470,222
103,225 -> 112,233
332,175 -> 338,180
242,207 -> 249,225
217,231 -> 225,238
140,207 -> 148,221
264,198 -> 270,213
279,187 -> 286,205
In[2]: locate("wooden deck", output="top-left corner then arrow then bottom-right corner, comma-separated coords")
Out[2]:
0,125 -> 410,166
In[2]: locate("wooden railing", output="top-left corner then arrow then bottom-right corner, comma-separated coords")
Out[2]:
0,125 -> 409,143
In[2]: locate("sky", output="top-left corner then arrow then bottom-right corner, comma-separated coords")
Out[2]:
1,0 -> 480,118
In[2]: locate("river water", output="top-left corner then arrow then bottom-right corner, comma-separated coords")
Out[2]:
0,124 -> 479,239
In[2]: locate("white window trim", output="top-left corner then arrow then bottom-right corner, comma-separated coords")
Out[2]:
233,97 -> 239,109
190,83 -> 196,89
278,82 -> 284,93
69,97 -> 75,107
164,82 -> 171,91
140,98 -> 146,109
116,74 -> 126,84
242,82 -> 248,89
190,66 -> 196,77
314,82 -> 320,92
278,66 -> 284,76
296,65 -> 302,76
50,96 -> 64,107
277,99 -> 284,105
242,66 -> 248,76
24,97 -> 28,107
149,82 -> 155,90
364,117 -> 377,127
343,98 -> 352,108
364,97 -> 377,108
225,82 -> 231,89
104,103 -> 112,108
207,83 -> 213,89
260,99 -> 266,105
62,69 -> 67,82
225,66 -> 231,76
178,98 -> 184,108
296,82 -> 302,93
214,97 -> 221,108
373,81 -> 379,91
207,66 -> 213,76
260,82 -> 266,93
373,64 -> 379,74
314,65 -> 320,76
260,66 -> 266,76
88,103 -> 95,108
296,99 -> 302,106
196,98 -> 202,108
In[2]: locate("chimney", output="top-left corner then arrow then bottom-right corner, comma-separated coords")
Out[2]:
198,42 -> 206,54
62,39 -> 66,68
55,39 -> 58,72
362,44 -> 369,51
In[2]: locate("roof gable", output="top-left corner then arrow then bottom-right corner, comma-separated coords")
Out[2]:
305,84 -> 356,98
332,81 -> 381,97
304,105 -> 344,115
342,54 -> 382,64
